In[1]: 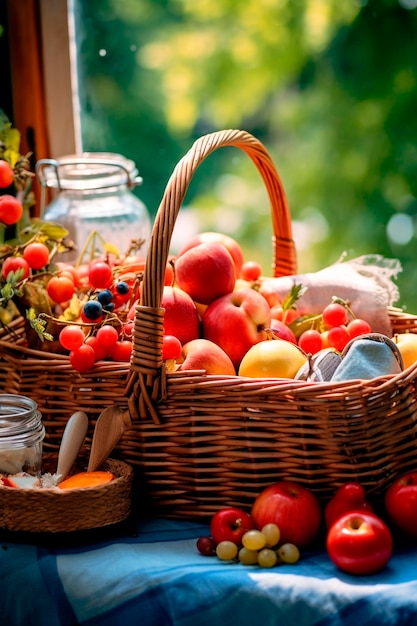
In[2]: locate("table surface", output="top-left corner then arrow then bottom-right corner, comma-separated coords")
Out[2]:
1,514 -> 417,626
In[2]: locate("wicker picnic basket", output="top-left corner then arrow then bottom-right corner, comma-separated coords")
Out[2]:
1,129 -> 417,520
0,456 -> 134,533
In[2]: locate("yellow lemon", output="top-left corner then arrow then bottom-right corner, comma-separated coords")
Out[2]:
394,333 -> 417,369
238,339 -> 307,379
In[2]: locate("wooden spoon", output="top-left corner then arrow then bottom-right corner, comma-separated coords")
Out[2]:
56,411 -> 89,484
87,406 -> 131,472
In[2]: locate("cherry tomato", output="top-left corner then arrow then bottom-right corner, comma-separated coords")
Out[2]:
110,340 -> 133,361
0,195 -> 23,225
69,344 -> 96,373
322,303 -> 348,328
298,329 -> 323,354
96,324 -> 119,349
85,335 -> 110,361
240,260 -> 263,282
347,318 -> 372,338
326,510 -> 392,575
59,325 -> 85,351
0,160 -> 14,188
88,261 -> 113,289
1,256 -> 30,281
47,275 -> 75,303
327,326 -> 350,352
23,242 -> 50,270
162,335 -> 182,360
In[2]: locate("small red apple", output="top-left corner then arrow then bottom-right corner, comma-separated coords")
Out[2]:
251,481 -> 322,549
210,507 -> 255,547
161,285 -> 200,345
202,288 -> 271,369
385,472 -> 417,539
270,319 -> 297,344
327,510 -> 392,575
178,231 -> 244,277
324,482 -> 373,530
175,241 -> 236,305
178,338 -> 236,375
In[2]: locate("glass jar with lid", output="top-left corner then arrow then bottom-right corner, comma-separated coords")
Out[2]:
0,394 -> 45,475
36,153 -> 152,263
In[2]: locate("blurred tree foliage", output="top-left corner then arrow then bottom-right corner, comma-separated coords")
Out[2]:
73,0 -> 417,310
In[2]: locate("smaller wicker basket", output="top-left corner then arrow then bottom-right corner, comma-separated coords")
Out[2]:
0,457 -> 134,533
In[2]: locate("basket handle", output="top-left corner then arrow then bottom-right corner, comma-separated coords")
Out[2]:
127,129 -> 296,422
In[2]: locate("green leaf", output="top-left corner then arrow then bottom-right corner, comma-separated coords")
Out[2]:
281,283 -> 307,312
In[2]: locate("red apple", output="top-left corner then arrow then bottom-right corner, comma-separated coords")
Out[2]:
210,507 -> 255,547
385,472 -> 417,538
175,241 -> 236,305
327,511 -> 392,575
178,338 -> 236,375
161,285 -> 200,345
270,319 -> 297,344
251,481 -> 322,549
202,288 -> 271,369
325,482 -> 373,530
178,231 -> 244,277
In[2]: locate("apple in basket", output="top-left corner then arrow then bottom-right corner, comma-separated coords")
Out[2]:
202,288 -> 271,370
384,472 -> 417,539
177,338 -> 236,375
393,333 -> 417,369
251,481 -> 322,549
178,231 -> 244,277
161,285 -> 200,345
175,241 -> 236,305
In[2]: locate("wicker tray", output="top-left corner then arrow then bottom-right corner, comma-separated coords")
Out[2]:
1,129 -> 417,520
0,456 -> 134,533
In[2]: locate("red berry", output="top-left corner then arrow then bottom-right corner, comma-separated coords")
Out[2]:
327,326 -> 350,352
1,256 -> 30,281
196,536 -> 217,556
0,195 -> 23,225
85,335 -> 110,361
59,325 -> 85,351
0,160 -> 14,188
69,344 -> 96,372
88,261 -> 113,289
96,325 -> 119,349
347,318 -> 372,338
47,276 -> 75,303
240,261 -> 263,282
23,242 -> 50,270
298,329 -> 323,354
162,335 -> 182,360
110,340 -> 133,361
322,303 -> 349,328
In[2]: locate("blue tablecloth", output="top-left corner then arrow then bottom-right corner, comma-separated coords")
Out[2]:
1,516 -> 417,626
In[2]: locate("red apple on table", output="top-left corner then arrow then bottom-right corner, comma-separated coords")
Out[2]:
174,241 -> 236,305
385,472 -> 417,538
251,481 -> 322,549
161,285 -> 200,345
202,288 -> 271,369
210,507 -> 255,547
178,231 -> 244,277
326,510 -> 392,575
324,482 -> 373,530
178,338 -> 236,375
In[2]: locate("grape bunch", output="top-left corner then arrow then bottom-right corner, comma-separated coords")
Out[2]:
197,523 -> 300,569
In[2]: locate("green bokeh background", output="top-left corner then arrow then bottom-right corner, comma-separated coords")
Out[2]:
73,0 -> 417,310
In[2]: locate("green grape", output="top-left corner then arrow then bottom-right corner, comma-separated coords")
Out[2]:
238,547 -> 259,565
278,543 -> 300,564
242,529 -> 267,551
261,523 -> 280,547
258,548 -> 278,568
216,540 -> 238,561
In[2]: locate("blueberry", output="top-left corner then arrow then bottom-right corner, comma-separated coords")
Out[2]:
97,289 -> 113,306
83,300 -> 103,320
104,302 -> 115,312
116,281 -> 129,295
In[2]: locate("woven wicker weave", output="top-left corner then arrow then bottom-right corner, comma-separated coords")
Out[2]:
1,129 -> 417,521
123,129 -> 417,517
0,457 -> 133,532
